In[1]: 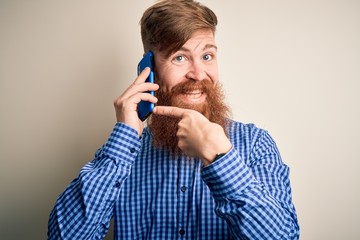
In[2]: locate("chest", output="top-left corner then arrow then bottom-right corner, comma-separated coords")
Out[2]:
114,153 -> 231,239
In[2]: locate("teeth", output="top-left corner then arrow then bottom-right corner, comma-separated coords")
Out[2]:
186,93 -> 201,99
184,90 -> 202,99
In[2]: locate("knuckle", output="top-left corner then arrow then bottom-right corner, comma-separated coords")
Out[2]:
114,97 -> 127,109
113,97 -> 122,106
177,141 -> 184,149
113,98 -> 120,107
169,108 -> 176,116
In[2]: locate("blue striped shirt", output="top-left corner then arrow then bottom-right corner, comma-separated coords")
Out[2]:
48,120 -> 300,239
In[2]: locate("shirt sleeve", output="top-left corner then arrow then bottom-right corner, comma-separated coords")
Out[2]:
47,123 -> 141,240
201,130 -> 300,239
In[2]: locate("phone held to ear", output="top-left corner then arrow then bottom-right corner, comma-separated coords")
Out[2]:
137,51 -> 155,121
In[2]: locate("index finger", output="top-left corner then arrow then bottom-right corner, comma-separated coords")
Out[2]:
134,67 -> 151,85
153,106 -> 188,118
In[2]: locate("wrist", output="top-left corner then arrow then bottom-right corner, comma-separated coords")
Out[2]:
213,152 -> 226,161
202,142 -> 232,167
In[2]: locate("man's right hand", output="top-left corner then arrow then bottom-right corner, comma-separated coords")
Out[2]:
113,67 -> 159,136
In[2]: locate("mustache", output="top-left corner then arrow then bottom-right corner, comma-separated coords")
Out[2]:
156,79 -> 215,98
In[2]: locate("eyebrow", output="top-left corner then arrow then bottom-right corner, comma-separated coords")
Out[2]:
179,44 -> 218,52
203,44 -> 218,51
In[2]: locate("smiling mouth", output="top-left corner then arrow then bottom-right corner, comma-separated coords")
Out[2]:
180,89 -> 206,103
185,90 -> 202,99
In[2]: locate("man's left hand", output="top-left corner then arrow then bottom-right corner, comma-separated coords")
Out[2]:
153,106 -> 232,166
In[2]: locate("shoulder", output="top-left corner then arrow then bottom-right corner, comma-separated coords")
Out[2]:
226,120 -> 281,163
226,119 -> 268,142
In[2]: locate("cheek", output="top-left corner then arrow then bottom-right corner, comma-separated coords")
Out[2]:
208,64 -> 219,83
158,69 -> 186,92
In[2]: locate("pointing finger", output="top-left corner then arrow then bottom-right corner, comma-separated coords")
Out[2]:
153,106 -> 188,118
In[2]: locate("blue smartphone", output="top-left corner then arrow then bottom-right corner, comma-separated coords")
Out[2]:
137,51 -> 155,121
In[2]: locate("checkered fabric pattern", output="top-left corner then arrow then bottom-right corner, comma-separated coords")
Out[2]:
48,120 -> 299,239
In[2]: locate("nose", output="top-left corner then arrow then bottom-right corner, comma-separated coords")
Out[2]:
185,60 -> 206,81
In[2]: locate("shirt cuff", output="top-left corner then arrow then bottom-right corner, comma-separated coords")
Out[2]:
201,147 -> 257,200
100,122 -> 141,166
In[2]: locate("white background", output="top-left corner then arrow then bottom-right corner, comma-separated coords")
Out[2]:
1,1 -> 359,239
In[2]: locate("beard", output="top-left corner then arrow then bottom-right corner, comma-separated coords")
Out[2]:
147,79 -> 231,155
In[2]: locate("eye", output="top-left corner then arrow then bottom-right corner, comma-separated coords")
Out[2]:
174,55 -> 185,62
203,54 -> 213,61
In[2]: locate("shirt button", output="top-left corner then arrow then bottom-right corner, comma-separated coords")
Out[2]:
115,182 -> 121,188
130,148 -> 136,153
179,229 -> 185,236
180,186 -> 187,192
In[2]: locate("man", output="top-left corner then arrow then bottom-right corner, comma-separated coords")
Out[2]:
48,0 -> 300,239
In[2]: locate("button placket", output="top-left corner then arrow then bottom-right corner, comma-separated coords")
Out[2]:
176,157 -> 195,238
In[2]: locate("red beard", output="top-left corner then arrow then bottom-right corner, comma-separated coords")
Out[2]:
148,79 -> 231,155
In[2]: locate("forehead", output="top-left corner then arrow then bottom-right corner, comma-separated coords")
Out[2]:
179,30 -> 216,52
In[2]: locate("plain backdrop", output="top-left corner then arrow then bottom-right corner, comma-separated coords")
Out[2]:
1,0 -> 359,239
